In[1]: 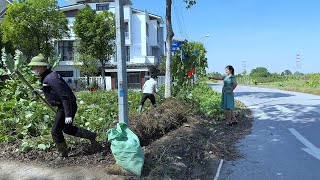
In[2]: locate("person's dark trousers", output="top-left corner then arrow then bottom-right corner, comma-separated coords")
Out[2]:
51,103 -> 96,144
140,93 -> 156,106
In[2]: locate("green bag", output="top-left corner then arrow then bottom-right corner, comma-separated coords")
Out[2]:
107,123 -> 145,176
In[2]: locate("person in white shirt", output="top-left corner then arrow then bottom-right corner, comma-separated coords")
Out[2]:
138,74 -> 164,112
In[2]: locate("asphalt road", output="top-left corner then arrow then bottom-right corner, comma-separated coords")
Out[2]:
209,83 -> 320,180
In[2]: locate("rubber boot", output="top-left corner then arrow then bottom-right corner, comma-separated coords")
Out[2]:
75,128 -> 101,152
55,141 -> 68,161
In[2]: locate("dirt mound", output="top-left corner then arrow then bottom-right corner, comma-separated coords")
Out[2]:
142,108 -> 253,178
130,98 -> 191,146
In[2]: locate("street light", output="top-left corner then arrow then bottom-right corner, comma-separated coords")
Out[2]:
199,34 -> 210,41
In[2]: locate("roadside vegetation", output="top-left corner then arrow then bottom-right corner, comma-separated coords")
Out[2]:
209,67 -> 320,95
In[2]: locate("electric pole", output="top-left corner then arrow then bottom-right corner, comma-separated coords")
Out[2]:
242,60 -> 247,75
115,0 -> 129,125
296,54 -> 301,72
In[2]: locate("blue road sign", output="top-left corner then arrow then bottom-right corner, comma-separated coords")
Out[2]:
171,41 -> 184,52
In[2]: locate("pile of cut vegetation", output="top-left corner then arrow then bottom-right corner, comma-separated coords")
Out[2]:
130,98 -> 192,146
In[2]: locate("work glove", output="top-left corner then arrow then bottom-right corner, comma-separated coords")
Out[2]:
32,89 -> 43,95
65,117 -> 72,125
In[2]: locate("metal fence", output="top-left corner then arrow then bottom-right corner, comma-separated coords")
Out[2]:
62,75 -> 166,91
62,76 -> 112,91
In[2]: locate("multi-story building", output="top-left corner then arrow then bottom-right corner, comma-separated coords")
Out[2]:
56,0 -> 165,89
0,0 -> 165,89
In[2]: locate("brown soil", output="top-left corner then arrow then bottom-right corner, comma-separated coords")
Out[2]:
0,98 -> 253,179
142,108 -> 252,179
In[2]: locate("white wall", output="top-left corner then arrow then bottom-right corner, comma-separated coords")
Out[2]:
124,6 -> 132,45
131,13 -> 145,58
67,17 -> 76,40
159,26 -> 165,55
148,20 -> 159,47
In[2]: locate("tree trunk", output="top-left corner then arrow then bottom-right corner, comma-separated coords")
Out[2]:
101,60 -> 106,90
87,75 -> 90,89
165,0 -> 174,98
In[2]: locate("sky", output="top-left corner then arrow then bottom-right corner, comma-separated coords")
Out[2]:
58,0 -> 320,74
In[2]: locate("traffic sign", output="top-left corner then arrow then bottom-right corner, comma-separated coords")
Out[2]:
171,41 -> 184,52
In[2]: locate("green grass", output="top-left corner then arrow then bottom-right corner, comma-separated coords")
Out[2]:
259,80 -> 320,95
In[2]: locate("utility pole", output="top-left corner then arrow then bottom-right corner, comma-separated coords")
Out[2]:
115,0 -> 129,125
296,54 -> 301,71
242,60 -> 246,75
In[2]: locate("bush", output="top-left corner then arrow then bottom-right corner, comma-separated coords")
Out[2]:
0,83 -> 159,151
175,81 -> 225,120
306,73 -> 320,88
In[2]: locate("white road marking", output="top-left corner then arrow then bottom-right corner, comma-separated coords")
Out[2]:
214,159 -> 224,180
288,128 -> 320,161
274,105 -> 295,114
248,106 -> 271,120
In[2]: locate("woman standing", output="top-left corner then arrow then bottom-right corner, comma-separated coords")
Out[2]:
209,65 -> 238,126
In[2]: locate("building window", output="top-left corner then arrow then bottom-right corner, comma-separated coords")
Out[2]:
146,23 -> 149,36
96,3 -> 109,11
157,27 -> 160,44
56,71 -> 74,77
125,46 -> 130,62
125,22 -> 129,38
115,72 -> 141,89
152,47 -> 157,56
58,41 -> 74,61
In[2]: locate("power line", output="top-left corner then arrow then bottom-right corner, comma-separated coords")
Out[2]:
173,0 -> 187,39
176,0 -> 188,39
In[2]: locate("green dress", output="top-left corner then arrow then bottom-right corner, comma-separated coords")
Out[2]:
221,75 -> 237,111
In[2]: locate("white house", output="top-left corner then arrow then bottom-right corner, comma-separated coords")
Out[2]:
0,0 -> 165,90
56,0 -> 165,89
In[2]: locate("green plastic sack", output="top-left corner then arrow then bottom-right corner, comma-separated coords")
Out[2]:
107,123 -> 145,176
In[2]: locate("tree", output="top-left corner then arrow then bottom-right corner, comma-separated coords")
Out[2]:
157,54 -> 167,74
294,71 -> 304,76
73,5 -> 116,90
281,70 -> 293,76
208,72 -> 223,77
2,0 -> 69,60
171,41 -> 207,91
74,53 -> 100,88
165,0 -> 196,98
0,22 -> 15,57
250,67 -> 271,77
